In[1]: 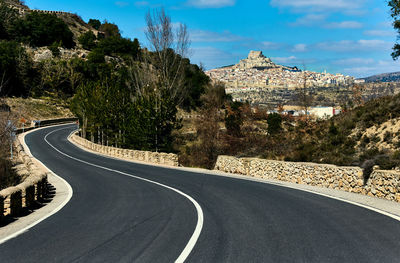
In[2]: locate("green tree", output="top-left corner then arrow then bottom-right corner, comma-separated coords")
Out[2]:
97,36 -> 140,58
181,61 -> 210,111
88,19 -> 101,30
267,113 -> 282,135
0,40 -> 33,96
48,41 -> 61,57
11,12 -> 75,48
225,101 -> 243,137
0,1 -> 18,40
389,0 -> 400,59
99,21 -> 121,38
78,31 -> 97,50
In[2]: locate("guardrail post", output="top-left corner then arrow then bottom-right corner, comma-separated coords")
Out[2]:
10,190 -> 22,216
0,195 -> 4,222
25,185 -> 35,207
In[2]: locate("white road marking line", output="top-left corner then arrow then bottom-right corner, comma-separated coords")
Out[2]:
0,124 -> 74,245
45,127 -> 203,263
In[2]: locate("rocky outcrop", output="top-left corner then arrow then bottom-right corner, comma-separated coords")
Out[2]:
27,46 -> 90,62
214,155 -> 400,203
235,51 -> 279,70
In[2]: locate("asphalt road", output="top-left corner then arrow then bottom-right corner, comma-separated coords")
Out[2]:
1,124 -> 400,262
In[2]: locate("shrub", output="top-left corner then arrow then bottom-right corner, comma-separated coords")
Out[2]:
48,41 -> 60,57
78,31 -> 97,50
383,131 -> 392,143
0,158 -> 20,190
88,18 -> 101,30
0,40 -> 34,96
362,159 -> 375,184
11,12 -> 75,48
99,21 -> 121,38
97,36 -> 140,58
87,48 -> 105,64
267,113 -> 282,135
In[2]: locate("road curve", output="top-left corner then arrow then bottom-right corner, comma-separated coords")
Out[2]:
1,124 -> 400,262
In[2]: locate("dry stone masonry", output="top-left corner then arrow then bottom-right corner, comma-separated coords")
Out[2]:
0,139 -> 49,220
71,134 -> 179,167
214,155 -> 400,203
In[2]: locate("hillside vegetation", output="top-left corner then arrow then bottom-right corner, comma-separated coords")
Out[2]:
1,0 -> 399,179
0,0 -> 211,155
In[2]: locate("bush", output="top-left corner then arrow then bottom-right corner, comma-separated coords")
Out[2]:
99,21 -> 120,38
87,48 -> 105,64
11,12 -> 75,48
48,41 -> 60,57
79,31 -> 97,50
225,101 -> 243,137
362,159 -> 374,184
0,158 -> 20,190
97,36 -> 140,58
0,40 -> 34,96
267,113 -> 282,135
88,18 -> 101,30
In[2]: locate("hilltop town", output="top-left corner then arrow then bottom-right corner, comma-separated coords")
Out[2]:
205,51 -> 360,107
206,51 -> 355,92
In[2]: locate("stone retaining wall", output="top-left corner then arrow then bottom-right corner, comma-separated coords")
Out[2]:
0,139 -> 49,220
214,155 -> 400,203
71,134 -> 179,167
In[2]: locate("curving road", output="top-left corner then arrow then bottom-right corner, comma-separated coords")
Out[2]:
1,124 -> 400,262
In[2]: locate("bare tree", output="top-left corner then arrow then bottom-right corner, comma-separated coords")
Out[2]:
352,83 -> 364,108
144,7 -> 190,105
127,57 -> 157,101
0,71 -> 8,95
297,67 -> 314,124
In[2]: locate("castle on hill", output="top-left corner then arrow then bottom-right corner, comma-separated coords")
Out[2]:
206,50 -> 353,91
234,51 -> 299,71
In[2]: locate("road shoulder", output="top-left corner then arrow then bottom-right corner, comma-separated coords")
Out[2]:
0,124 -> 73,243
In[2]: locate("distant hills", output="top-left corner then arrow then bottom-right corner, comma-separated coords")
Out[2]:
360,72 -> 400,83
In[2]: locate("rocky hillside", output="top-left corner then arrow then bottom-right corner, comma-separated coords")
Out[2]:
361,72 -> 400,83
6,0 -> 94,43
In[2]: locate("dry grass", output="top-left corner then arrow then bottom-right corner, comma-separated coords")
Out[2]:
5,97 -> 74,128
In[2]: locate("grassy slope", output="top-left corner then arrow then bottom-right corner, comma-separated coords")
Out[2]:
5,97 -> 74,128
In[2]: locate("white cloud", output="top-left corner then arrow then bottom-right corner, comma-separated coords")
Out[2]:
333,58 -> 375,66
270,0 -> 365,13
290,14 -> 326,26
292,43 -> 307,52
291,15 -> 362,29
341,59 -> 400,78
364,30 -> 396,37
271,56 -> 298,64
261,41 -> 283,50
316,39 -> 392,52
191,30 -> 246,42
115,1 -> 129,7
187,0 -> 235,8
324,21 -> 363,29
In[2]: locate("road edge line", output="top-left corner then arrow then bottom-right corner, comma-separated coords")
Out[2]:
67,131 -> 400,224
45,127 -> 203,263
0,124 -> 74,245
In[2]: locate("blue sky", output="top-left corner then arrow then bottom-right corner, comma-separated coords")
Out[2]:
25,0 -> 400,77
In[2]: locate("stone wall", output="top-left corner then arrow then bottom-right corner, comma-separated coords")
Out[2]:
0,139 -> 49,219
214,155 -> 400,203
71,134 -> 179,167
366,169 -> 400,202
